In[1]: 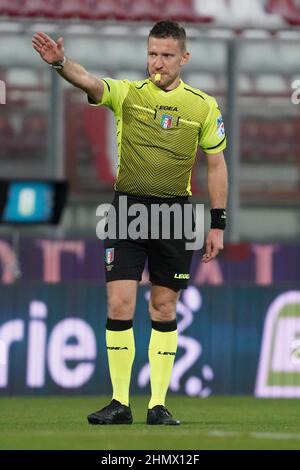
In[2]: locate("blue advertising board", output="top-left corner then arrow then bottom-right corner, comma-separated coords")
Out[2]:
0,284 -> 300,397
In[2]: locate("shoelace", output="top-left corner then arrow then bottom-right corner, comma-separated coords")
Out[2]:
155,405 -> 171,416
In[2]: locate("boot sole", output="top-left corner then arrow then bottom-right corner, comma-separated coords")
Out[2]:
87,416 -> 133,425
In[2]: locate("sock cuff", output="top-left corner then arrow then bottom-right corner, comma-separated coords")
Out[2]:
106,318 -> 133,331
151,319 -> 177,332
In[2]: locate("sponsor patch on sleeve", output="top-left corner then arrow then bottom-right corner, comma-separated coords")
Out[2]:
216,116 -> 225,138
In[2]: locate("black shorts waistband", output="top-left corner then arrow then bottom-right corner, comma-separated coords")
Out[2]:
114,191 -> 190,204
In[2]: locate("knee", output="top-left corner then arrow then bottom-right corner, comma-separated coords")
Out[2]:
108,295 -> 134,320
149,299 -> 176,322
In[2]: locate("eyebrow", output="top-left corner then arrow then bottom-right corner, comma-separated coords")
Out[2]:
148,51 -> 176,56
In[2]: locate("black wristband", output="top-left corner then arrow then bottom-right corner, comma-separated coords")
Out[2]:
210,208 -> 226,230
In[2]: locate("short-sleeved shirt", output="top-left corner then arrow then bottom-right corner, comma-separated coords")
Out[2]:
88,78 -> 226,198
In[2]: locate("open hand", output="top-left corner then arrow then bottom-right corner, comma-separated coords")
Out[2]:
32,32 -> 64,65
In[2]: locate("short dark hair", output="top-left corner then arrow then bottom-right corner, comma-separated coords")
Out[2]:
149,20 -> 187,51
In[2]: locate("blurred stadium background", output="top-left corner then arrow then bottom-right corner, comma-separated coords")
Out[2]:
1,0 -> 300,450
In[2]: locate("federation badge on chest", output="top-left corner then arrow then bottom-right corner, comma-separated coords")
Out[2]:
160,113 -> 173,129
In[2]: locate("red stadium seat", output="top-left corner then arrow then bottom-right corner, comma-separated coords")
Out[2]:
20,0 -> 58,18
83,106 -> 115,184
91,0 -> 129,21
241,118 -> 300,164
55,0 -> 94,20
0,0 -> 22,17
260,121 -> 276,140
294,122 -> 300,143
0,116 -> 14,136
19,0 -> 128,20
127,0 -> 162,22
266,0 -> 300,26
127,0 -> 212,25
0,0 -> 217,22
162,0 -> 212,24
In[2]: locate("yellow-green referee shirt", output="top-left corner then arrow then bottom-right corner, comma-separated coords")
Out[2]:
88,78 -> 226,198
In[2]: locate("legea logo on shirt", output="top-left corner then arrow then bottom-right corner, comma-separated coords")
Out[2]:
216,116 -> 225,138
161,114 -> 173,129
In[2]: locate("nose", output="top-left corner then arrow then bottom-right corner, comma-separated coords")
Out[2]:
154,55 -> 164,69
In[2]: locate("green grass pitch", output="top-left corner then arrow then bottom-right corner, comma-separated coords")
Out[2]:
1,396 -> 300,450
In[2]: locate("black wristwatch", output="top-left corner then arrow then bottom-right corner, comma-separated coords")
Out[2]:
51,56 -> 66,70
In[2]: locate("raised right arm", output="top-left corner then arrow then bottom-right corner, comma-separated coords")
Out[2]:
32,32 -> 103,103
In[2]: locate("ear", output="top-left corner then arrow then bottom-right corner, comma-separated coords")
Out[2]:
180,51 -> 190,66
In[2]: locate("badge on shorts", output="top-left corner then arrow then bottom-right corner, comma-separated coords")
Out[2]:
161,114 -> 173,129
105,248 -> 114,264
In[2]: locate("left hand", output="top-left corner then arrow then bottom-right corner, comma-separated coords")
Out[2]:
202,229 -> 224,263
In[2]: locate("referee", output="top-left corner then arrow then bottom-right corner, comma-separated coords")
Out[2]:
32,20 -> 228,425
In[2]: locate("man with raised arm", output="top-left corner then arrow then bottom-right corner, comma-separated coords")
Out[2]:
32,20 -> 227,426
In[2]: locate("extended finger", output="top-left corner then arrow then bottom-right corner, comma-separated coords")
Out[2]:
32,37 -> 42,48
205,241 -> 212,256
32,35 -> 44,47
32,40 -> 43,53
33,33 -> 47,45
32,43 -> 42,53
35,31 -> 52,43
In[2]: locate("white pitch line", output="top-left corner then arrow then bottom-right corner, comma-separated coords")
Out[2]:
209,430 -> 300,441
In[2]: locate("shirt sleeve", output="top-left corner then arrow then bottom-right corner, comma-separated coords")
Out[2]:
198,97 -> 227,154
87,78 -> 130,114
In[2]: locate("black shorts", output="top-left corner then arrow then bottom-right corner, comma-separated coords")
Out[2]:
103,192 -> 195,291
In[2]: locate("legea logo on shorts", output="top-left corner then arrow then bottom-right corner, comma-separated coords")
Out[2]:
95,196 -> 205,250
174,273 -> 190,279
255,291 -> 300,397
